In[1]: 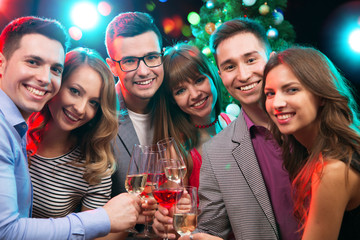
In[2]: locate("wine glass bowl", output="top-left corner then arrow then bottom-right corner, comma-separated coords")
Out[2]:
152,157 -> 184,240
173,186 -> 198,237
125,144 -> 151,233
163,159 -> 186,184
157,137 -> 187,178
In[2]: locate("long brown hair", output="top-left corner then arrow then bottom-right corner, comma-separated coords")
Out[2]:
27,47 -> 118,185
153,43 -> 224,175
262,46 -> 360,227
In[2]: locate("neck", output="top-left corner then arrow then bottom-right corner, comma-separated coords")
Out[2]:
242,103 -> 269,128
120,87 -> 153,114
37,120 -> 76,157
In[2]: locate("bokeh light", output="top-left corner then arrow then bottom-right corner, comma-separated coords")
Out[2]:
182,25 -> 192,37
71,2 -> 99,30
162,18 -> 175,34
349,29 -> 360,53
146,1 -> 156,11
69,26 -> 83,41
98,1 -> 112,16
187,12 -> 200,25
322,1 -> 360,84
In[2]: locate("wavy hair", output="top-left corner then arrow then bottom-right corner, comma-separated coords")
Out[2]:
153,43 -> 224,174
27,47 -> 118,185
262,46 -> 360,228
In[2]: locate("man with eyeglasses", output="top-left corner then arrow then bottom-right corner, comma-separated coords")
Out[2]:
105,11 -> 164,238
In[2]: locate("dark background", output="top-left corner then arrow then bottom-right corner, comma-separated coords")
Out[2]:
0,0 -> 359,88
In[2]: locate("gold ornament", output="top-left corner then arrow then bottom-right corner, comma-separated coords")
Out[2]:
259,3 -> 270,15
205,22 -> 216,34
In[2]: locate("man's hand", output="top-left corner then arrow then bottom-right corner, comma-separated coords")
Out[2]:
103,193 -> 141,232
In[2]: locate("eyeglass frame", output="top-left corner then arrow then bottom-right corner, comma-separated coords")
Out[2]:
111,51 -> 164,72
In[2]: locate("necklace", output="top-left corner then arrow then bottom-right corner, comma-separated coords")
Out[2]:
194,118 -> 218,129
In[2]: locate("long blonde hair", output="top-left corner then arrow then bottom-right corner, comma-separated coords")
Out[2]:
27,47 -> 118,185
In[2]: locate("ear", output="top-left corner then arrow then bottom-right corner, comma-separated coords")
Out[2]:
106,58 -> 119,77
218,69 -> 221,77
0,52 -> 6,85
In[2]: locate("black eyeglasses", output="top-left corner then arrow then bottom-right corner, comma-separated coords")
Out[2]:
111,52 -> 164,72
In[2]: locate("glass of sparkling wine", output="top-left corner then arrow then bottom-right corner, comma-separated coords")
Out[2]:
164,159 -> 186,184
173,186 -> 198,237
137,145 -> 164,238
125,144 -> 151,233
157,137 -> 187,183
152,159 -> 184,240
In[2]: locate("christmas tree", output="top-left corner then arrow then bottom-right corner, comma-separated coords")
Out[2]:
189,0 -> 296,110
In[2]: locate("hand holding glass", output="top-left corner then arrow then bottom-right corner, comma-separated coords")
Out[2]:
125,144 -> 151,233
173,186 -> 198,237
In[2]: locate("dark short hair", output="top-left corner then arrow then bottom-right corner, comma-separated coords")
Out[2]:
105,11 -> 162,57
210,17 -> 271,60
0,16 -> 70,59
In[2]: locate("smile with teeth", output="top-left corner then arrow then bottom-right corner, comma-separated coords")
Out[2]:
193,97 -> 207,107
240,82 -> 259,91
64,109 -> 79,121
26,86 -> 46,96
276,113 -> 295,120
135,78 -> 154,85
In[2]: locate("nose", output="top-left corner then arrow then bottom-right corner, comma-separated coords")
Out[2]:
273,93 -> 287,109
36,66 -> 51,86
136,59 -> 151,76
188,85 -> 201,100
237,64 -> 251,81
73,99 -> 87,116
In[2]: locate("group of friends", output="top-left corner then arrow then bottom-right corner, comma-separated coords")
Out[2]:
0,9 -> 359,240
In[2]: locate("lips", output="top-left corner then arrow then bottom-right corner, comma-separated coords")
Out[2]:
239,80 -> 261,91
276,113 -> 295,120
26,85 -> 46,96
134,78 -> 154,85
63,109 -> 80,122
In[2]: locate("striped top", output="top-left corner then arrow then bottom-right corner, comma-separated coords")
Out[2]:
29,147 -> 112,218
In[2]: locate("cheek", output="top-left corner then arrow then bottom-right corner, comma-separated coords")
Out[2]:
265,100 -> 272,114
53,77 -> 62,95
87,107 -> 98,121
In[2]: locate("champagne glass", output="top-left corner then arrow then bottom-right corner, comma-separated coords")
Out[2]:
173,186 -> 198,237
125,144 -> 151,233
157,137 -> 187,183
136,145 -> 163,238
152,159 -> 184,240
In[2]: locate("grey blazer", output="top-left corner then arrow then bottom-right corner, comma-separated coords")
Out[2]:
111,84 -> 140,197
198,111 -> 279,239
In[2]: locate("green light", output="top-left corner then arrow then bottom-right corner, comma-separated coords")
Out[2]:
181,25 -> 192,37
187,12 -> 200,25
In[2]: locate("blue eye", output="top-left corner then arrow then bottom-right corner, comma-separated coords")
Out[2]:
265,91 -> 274,98
175,88 -> 185,96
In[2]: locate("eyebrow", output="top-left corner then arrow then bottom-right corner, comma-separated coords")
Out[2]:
26,55 -> 64,69
264,81 -> 300,91
219,51 -> 259,68
121,51 -> 161,59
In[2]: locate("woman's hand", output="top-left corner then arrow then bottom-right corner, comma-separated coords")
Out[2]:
152,205 -> 177,239
137,197 -> 158,224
